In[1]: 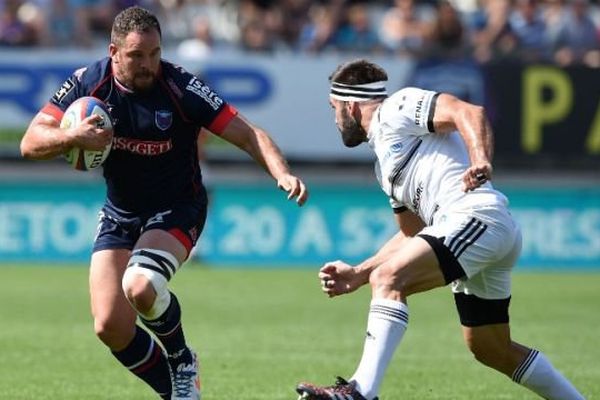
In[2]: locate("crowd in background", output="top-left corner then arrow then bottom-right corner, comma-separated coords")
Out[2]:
1,0 -> 599,66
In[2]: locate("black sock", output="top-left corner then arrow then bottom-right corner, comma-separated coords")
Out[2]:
112,326 -> 172,397
141,292 -> 190,363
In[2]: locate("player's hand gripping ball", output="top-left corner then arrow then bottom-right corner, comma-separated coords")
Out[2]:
60,96 -> 113,171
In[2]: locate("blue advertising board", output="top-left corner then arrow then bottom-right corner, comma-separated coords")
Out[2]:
0,182 -> 104,262
1,181 -> 599,269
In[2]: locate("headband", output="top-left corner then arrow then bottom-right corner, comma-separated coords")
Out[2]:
330,81 -> 388,102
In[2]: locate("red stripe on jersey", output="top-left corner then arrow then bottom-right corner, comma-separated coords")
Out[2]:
208,104 -> 238,135
168,228 -> 193,256
90,74 -> 113,97
40,103 -> 64,121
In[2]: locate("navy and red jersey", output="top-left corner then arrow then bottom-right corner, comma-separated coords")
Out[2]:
42,57 -> 238,213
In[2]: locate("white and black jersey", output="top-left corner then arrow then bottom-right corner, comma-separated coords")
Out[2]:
368,87 -> 508,226
368,87 -> 522,300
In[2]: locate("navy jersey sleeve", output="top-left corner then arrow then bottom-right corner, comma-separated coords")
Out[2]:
40,59 -> 110,121
162,62 -> 238,135
40,68 -> 86,121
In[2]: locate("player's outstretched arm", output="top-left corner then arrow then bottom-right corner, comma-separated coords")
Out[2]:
218,113 -> 308,206
431,93 -> 494,192
320,231 -> 410,298
21,112 -> 111,160
320,210 -> 425,297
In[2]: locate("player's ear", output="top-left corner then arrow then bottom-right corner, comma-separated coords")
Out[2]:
109,43 -> 118,61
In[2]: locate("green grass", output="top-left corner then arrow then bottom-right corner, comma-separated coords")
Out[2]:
0,265 -> 598,399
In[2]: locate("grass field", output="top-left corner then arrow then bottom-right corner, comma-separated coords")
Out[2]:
0,265 -> 598,399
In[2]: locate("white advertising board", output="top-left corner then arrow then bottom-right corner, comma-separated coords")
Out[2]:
0,49 -> 414,160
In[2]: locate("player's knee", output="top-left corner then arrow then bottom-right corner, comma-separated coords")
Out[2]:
122,248 -> 179,319
464,330 -> 513,373
466,337 -> 492,365
467,339 -> 507,370
122,269 -> 155,313
93,315 -> 133,349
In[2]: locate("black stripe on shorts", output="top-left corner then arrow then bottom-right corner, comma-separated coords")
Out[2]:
418,234 -> 466,284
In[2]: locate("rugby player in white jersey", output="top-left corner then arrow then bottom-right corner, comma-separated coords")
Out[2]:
295,59 -> 584,400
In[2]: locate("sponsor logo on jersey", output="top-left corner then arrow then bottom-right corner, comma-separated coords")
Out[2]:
185,77 -> 223,110
113,137 -> 172,156
414,94 -> 425,126
155,110 -> 172,131
52,79 -> 75,103
73,67 -> 87,81
412,181 -> 424,217
105,103 -> 117,124
382,141 -> 403,165
146,210 -> 173,226
390,142 -> 403,152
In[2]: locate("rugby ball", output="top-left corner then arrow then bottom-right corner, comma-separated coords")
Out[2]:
60,96 -> 113,171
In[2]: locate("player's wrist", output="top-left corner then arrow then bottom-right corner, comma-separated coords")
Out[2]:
62,126 -> 81,148
354,263 -> 375,285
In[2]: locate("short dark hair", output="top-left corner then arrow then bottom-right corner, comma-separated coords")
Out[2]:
111,6 -> 161,45
329,59 -> 388,85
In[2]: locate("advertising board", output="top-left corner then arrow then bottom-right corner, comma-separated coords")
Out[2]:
1,181 -> 598,269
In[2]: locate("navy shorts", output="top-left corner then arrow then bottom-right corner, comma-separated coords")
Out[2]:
93,201 -> 207,255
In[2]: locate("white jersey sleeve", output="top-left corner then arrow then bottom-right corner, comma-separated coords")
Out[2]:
379,87 -> 439,136
369,87 -> 507,225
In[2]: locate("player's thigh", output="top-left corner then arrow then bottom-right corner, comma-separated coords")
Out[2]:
137,202 -> 208,263
135,229 -> 188,265
422,208 -> 521,299
371,236 -> 446,297
89,249 -> 136,326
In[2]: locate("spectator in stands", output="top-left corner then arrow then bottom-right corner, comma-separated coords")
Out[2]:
469,0 -> 517,63
42,0 -> 76,47
237,0 -> 279,52
240,17 -> 275,52
67,0 -> 115,47
0,0 -> 39,46
378,0 -> 434,58
412,0 -> 486,106
541,0 -> 566,46
334,3 -> 382,54
177,15 -> 213,60
273,0 -> 312,49
551,0 -> 600,67
297,2 -> 341,53
158,0 -> 206,45
508,0 -> 550,61
427,0 -> 466,57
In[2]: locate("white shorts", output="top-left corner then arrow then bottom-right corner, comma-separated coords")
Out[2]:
419,206 -> 522,300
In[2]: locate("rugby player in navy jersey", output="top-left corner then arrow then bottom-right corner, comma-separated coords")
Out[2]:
20,6 -> 308,400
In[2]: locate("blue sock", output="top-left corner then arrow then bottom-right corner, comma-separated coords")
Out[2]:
141,292 -> 190,363
112,326 -> 172,397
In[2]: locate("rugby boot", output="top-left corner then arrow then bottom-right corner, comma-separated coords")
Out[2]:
296,376 -> 378,400
170,348 -> 201,400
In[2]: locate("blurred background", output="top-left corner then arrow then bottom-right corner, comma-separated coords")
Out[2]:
0,0 -> 599,269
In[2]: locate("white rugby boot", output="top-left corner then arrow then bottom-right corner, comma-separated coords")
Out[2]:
170,348 -> 201,400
